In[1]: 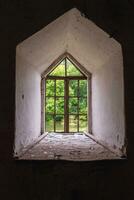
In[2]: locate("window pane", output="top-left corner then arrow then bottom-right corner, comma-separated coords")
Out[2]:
56,98 -> 64,114
55,115 -> 64,132
79,115 -> 87,132
46,80 -> 55,96
56,80 -> 64,96
79,98 -> 87,114
69,97 -> 78,114
69,115 -> 78,132
67,58 -> 83,76
45,114 -> 54,132
69,80 -> 78,96
46,97 -> 54,113
49,60 -> 65,76
79,80 -> 87,96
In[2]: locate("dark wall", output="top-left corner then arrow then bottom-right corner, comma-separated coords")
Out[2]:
0,0 -> 134,199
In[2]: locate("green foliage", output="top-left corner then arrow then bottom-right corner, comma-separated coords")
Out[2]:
45,62 -> 88,132
79,80 -> 87,96
50,63 -> 65,76
56,98 -> 64,114
55,115 -> 63,121
46,97 -> 54,113
67,59 -> 83,76
69,98 -> 78,114
49,58 -> 83,77
56,80 -> 64,96
79,98 -> 87,114
69,80 -> 78,96
46,80 -> 54,96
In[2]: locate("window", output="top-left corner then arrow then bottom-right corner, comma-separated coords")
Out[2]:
42,54 -> 91,133
15,8 -> 126,159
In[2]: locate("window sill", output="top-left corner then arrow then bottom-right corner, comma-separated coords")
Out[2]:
14,132 -> 126,161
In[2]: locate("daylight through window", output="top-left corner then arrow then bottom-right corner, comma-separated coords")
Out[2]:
44,57 -> 89,133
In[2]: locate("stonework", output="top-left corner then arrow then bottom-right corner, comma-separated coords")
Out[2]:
19,133 -> 119,161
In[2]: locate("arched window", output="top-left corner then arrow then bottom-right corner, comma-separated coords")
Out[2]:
41,53 -> 91,133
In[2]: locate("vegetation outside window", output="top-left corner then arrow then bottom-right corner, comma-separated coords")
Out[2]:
42,55 -> 91,133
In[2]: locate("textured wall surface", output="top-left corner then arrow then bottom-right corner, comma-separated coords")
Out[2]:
0,0 -> 134,199
16,8 -> 125,154
15,54 -> 41,154
92,52 -> 125,150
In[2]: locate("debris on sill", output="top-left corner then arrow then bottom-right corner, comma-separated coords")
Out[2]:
18,133 -> 122,161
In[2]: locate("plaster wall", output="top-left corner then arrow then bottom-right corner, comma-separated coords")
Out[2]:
66,9 -> 120,73
15,8 -> 125,154
65,9 -> 125,151
1,1 -> 134,199
15,54 -> 41,154
16,10 -> 71,73
92,51 -> 125,151
17,9 -> 120,73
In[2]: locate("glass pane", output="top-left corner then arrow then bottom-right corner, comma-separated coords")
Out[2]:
49,60 -> 65,76
79,98 -> 87,114
69,115 -> 78,132
69,80 -> 78,96
46,97 -> 54,113
56,80 -> 64,96
56,98 -> 64,114
79,80 -> 87,96
46,80 -> 55,96
69,98 -> 78,114
45,114 -> 54,132
79,115 -> 87,132
55,115 -> 64,132
67,58 -> 83,76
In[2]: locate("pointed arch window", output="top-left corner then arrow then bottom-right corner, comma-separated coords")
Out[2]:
41,54 -> 91,133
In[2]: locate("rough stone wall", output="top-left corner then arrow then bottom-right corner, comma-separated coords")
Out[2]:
0,0 -> 134,199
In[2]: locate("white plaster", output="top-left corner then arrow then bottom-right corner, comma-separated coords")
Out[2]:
92,50 -> 125,150
15,54 -> 41,154
17,8 -> 120,74
15,8 -> 126,156
67,9 -> 121,73
16,10 -> 71,73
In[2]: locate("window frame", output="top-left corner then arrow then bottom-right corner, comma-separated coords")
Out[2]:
41,52 -> 92,134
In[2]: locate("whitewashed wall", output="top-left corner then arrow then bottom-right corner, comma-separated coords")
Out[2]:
15,8 -> 125,154
15,54 -> 41,154
92,51 -> 125,150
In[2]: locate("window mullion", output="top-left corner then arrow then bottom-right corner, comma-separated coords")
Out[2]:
77,80 -> 79,132
54,79 -> 56,132
65,57 -> 67,77
65,79 -> 69,132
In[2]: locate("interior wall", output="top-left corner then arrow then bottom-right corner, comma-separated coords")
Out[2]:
66,10 -> 125,151
15,53 -> 41,154
1,0 -> 134,199
17,10 -> 71,73
67,9 -> 120,73
92,50 -> 125,151
15,8 -> 125,153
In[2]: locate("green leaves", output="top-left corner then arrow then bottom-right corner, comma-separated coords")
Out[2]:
45,57 -> 88,132
48,58 -> 84,77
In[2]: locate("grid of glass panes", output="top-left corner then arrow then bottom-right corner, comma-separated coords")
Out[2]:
45,79 -> 65,132
45,57 -> 88,133
69,79 -> 87,132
